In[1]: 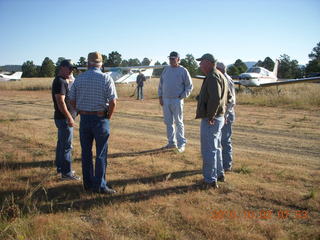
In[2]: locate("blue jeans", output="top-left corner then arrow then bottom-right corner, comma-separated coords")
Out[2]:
162,98 -> 186,148
200,116 -> 224,183
137,86 -> 144,100
79,115 -> 110,191
222,112 -> 235,170
54,119 -> 73,176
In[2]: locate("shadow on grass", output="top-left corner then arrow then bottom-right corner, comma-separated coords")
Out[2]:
0,169 -> 202,214
0,118 -> 45,123
1,147 -> 173,171
41,183 -> 205,213
0,160 -> 54,170
108,147 -> 175,158
73,147 -> 174,160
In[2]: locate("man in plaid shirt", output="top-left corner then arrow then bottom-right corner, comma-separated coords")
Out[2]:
70,51 -> 117,194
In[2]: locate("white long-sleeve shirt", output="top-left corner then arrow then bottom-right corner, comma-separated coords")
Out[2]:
224,73 -> 236,114
158,66 -> 193,99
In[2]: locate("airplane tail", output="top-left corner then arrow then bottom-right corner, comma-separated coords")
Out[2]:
142,60 -> 155,78
273,60 -> 279,78
10,71 -> 23,80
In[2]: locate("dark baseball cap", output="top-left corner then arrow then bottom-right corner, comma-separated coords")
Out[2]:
196,53 -> 216,63
168,51 -> 180,58
60,59 -> 77,69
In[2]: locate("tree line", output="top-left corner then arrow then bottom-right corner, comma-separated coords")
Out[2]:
226,42 -> 320,78
21,42 -> 320,78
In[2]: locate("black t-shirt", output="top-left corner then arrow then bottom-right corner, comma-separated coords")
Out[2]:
51,76 -> 76,119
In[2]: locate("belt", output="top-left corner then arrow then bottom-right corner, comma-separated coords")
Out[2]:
79,110 -> 106,117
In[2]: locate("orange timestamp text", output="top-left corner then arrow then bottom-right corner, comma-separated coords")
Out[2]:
211,209 -> 308,220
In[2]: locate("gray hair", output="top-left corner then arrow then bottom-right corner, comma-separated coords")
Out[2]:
216,62 -> 225,71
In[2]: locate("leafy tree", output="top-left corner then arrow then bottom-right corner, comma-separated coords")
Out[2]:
234,59 -> 247,73
55,57 -> 66,75
262,57 -> 275,71
227,59 -> 247,76
77,57 -> 87,67
102,54 -> 108,66
154,61 -> 168,76
106,51 -> 122,67
153,61 -> 162,76
21,60 -> 38,77
120,59 -> 129,67
254,60 -> 263,67
305,60 -> 320,75
36,66 -> 41,77
278,54 -> 303,78
56,57 -> 66,67
39,57 -> 55,77
308,42 -> 320,61
290,59 -> 303,78
278,54 -> 291,78
180,54 -> 198,77
227,65 -> 240,76
128,58 -> 141,66
255,57 -> 275,71
305,41 -> 320,75
141,58 -> 151,66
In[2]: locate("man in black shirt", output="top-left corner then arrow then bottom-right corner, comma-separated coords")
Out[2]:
52,60 -> 80,180
136,71 -> 146,100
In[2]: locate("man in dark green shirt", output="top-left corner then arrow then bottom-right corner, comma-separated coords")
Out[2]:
195,54 -> 228,188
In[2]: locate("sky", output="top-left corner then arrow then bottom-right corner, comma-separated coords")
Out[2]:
0,0 -> 319,66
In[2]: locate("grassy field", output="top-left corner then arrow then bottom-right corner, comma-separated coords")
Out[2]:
0,78 -> 319,240
1,77 -> 320,109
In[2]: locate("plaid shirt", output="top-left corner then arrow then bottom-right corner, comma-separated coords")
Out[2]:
69,67 -> 117,111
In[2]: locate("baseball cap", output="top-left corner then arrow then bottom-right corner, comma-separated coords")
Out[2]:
60,59 -> 77,69
196,53 -> 216,63
216,62 -> 226,71
168,51 -> 180,58
88,51 -> 103,63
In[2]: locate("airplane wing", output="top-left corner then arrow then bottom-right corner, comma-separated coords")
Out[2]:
259,76 -> 320,87
194,75 -> 205,79
76,63 -> 167,83
194,75 -> 241,85
114,72 -> 139,84
104,65 -> 167,71
76,65 -> 167,72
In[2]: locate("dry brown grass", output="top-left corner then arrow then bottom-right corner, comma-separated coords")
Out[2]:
1,77 -> 319,109
0,79 -> 319,240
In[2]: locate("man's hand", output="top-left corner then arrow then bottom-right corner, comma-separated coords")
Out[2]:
67,117 -> 75,127
159,97 -> 163,106
208,118 -> 215,125
107,99 -> 116,119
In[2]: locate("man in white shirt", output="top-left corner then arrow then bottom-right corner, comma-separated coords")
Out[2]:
216,62 -> 236,172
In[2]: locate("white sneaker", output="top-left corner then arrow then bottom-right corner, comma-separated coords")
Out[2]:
177,146 -> 185,153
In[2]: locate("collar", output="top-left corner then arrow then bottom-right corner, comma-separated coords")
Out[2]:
89,67 -> 102,71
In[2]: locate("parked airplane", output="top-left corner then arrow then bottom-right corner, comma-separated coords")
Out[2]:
77,60 -> 167,84
0,71 -> 23,81
195,60 -> 320,87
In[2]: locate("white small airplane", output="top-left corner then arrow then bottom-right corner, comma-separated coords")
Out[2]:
0,71 -> 23,81
78,60 -> 167,84
195,60 -> 320,87
236,60 -> 320,87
